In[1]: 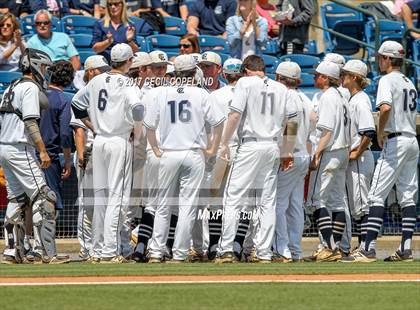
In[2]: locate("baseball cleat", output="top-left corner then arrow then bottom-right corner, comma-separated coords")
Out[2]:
85,256 -> 100,264
166,259 -> 188,264
272,254 -> 292,263
148,257 -> 162,264
214,252 -> 237,264
1,255 -> 19,264
315,247 -> 342,262
43,255 -> 71,264
100,255 -> 133,264
78,250 -> 90,261
303,247 -> 323,262
24,251 -> 43,264
384,250 -> 413,262
340,249 -> 377,263
188,248 -> 206,263
207,251 -> 217,262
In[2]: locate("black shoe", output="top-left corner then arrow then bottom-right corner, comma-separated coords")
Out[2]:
133,250 -> 147,263
384,250 -> 413,262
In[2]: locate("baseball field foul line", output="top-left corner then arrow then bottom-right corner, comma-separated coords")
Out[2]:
1,274 -> 419,286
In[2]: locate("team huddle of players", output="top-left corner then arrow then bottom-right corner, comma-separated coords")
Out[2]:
1,39 -> 418,264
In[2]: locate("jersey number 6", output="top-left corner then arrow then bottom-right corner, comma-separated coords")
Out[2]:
98,89 -> 108,111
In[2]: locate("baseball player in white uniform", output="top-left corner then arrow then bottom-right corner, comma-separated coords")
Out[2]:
308,53 -> 353,256
71,55 -> 110,262
145,54 -> 225,263
190,58 -> 243,262
216,55 -> 297,263
307,61 -> 351,262
273,61 -> 315,263
339,60 -> 376,257
72,43 -> 144,263
347,41 -> 419,262
131,51 -> 170,262
0,48 -> 68,264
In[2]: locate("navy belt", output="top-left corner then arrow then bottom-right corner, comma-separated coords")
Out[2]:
387,132 -> 402,139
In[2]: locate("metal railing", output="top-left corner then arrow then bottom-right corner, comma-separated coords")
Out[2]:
402,28 -> 420,75
312,0 -> 380,71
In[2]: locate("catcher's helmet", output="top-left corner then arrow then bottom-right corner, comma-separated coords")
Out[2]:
19,48 -> 52,90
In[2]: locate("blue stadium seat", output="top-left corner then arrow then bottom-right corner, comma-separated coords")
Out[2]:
136,36 -> 150,52
300,72 -> 314,87
146,34 -> 180,53
414,39 -> 420,88
164,16 -> 187,36
69,34 -> 93,52
20,14 -> 61,35
61,15 -> 97,35
0,71 -> 22,91
365,20 -> 405,63
78,51 -> 96,65
261,39 -> 279,55
198,35 -> 230,54
320,3 -> 364,55
262,54 -> 279,74
279,54 -> 320,73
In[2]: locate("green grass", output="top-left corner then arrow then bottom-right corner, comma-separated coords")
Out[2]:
1,283 -> 419,310
1,261 -> 420,277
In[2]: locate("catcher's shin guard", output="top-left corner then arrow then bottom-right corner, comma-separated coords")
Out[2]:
4,194 -> 28,262
32,186 -> 57,258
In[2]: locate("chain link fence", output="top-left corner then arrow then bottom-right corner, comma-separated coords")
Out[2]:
0,165 -> 419,239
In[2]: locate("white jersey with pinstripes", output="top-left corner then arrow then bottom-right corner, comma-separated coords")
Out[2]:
348,91 -> 375,150
231,76 -> 294,140
143,85 -> 225,150
316,86 -> 351,151
376,71 -> 417,136
72,72 -> 142,137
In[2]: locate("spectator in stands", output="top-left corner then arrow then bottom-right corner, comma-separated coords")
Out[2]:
0,13 -> 26,71
401,1 -> 420,39
92,0 -> 140,62
156,0 -> 189,20
278,0 -> 314,55
0,0 -> 31,17
27,10 -> 81,70
179,33 -> 200,55
61,0 -> 102,19
40,60 -> 75,213
30,0 -> 62,17
256,0 -> 279,38
226,0 -> 268,60
188,0 -> 237,38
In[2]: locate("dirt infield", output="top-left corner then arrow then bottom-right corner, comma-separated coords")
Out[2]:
1,273 -> 419,286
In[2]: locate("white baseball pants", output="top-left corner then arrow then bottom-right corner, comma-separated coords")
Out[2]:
149,149 -> 205,260
218,141 -> 280,260
308,148 -> 349,212
368,135 -> 419,208
76,153 -> 94,258
91,135 -> 132,259
274,152 -> 310,260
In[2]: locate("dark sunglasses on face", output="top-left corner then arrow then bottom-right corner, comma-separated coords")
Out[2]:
0,23 -> 13,29
179,44 -> 192,48
108,2 -> 122,7
35,21 -> 51,26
